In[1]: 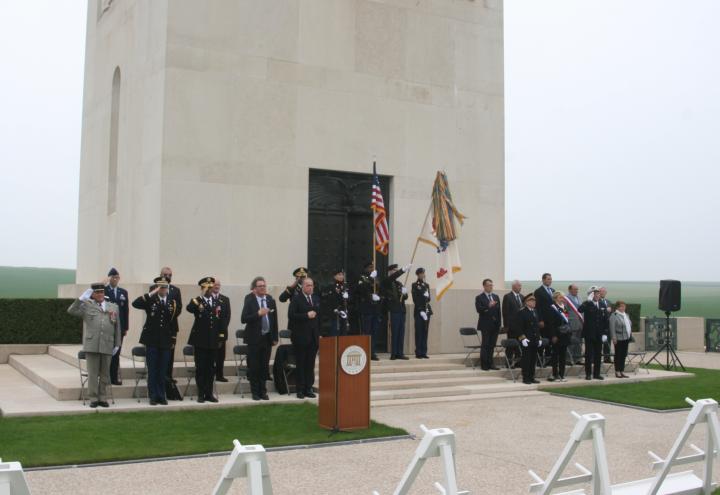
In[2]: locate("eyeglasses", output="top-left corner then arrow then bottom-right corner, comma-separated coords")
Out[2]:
256,285 -> 266,288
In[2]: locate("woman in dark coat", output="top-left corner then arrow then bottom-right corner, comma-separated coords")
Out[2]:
547,291 -> 572,382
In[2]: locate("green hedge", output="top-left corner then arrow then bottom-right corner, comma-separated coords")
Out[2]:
0,299 -> 82,344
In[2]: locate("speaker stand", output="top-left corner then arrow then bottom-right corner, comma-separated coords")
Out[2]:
647,311 -> 686,372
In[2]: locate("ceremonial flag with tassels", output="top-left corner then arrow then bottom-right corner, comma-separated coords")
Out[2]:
418,171 -> 466,300
371,163 -> 389,255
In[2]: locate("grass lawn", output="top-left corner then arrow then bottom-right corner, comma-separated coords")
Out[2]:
0,403 -> 406,468
0,266 -> 75,298
544,366 -> 720,410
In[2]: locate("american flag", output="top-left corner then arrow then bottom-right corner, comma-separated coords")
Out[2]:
371,163 -> 389,255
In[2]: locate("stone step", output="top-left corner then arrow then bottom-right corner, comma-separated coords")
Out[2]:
370,368 -> 485,382
371,390 -> 548,407
8,354 -> 255,401
371,375 -> 505,391
369,381 -> 521,401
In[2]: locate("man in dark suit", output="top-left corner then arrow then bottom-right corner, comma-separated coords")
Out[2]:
517,294 -> 542,384
475,278 -> 501,370
211,279 -> 232,382
599,287 -> 612,363
381,263 -> 411,360
160,266 -> 182,386
578,287 -> 608,380
241,276 -> 279,401
501,279 -> 524,364
288,277 -> 320,399
187,276 -> 222,403
105,267 -> 129,385
132,276 -> 178,405
534,273 -> 555,361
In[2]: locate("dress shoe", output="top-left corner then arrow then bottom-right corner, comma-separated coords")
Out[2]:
111,380 -> 122,386
593,375 -> 604,380
585,376 -> 592,381
206,396 -> 219,403
615,373 -> 622,378
547,376 -> 556,382
422,355 -> 430,359
261,394 -> 270,400
490,366 -> 500,370
522,380 -> 533,384
304,391 -> 317,398
98,401 -> 109,408
150,400 -> 158,406
159,399 -> 168,405
296,392 -> 305,399
399,355 -> 409,360
390,356 -> 397,360
621,373 -> 629,378
252,395 -> 261,401
89,401 -> 99,408
371,354 -> 380,361
197,397 -> 205,403
216,377 -> 229,382
531,379 -> 540,384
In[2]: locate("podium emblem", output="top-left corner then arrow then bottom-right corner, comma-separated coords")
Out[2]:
340,345 -> 367,375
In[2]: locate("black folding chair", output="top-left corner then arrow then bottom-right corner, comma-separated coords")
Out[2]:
78,350 -> 115,405
131,346 -> 148,402
233,344 -> 249,396
182,345 -> 196,398
627,336 -> 649,374
235,328 -> 245,345
500,338 -> 521,382
278,330 -> 296,395
459,327 -> 482,369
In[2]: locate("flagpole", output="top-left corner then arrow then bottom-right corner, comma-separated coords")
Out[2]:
403,201 -> 433,286
372,160 -> 377,295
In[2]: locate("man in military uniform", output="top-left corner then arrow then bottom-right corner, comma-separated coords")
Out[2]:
67,283 -> 122,408
104,267 -> 128,385
211,279 -> 232,382
132,276 -> 178,405
355,262 -> 380,361
411,267 -> 432,359
187,276 -> 223,403
381,263 -> 411,360
323,269 -> 350,337
517,294 -> 542,384
279,267 -> 308,333
159,266 -> 182,386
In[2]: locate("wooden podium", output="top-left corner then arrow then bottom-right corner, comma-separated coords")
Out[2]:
318,335 -> 371,431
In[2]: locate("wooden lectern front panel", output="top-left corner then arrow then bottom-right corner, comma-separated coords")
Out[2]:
318,337 -> 338,430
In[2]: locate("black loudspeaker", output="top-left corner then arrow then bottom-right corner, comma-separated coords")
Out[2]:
658,280 -> 681,312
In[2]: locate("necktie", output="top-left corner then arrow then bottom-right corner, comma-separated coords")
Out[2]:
261,298 -> 269,334
515,293 -> 520,305
306,295 -> 312,306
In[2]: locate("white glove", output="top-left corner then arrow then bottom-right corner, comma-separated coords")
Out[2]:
342,291 -> 349,300
538,340 -> 543,347
401,287 -> 408,295
370,270 -> 377,279
339,310 -> 347,319
112,346 -> 120,356
403,263 -> 412,272
602,335 -> 608,343
424,290 -> 430,298
80,288 -> 93,301
420,311 -> 428,321
521,338 -> 529,347
371,294 -> 380,302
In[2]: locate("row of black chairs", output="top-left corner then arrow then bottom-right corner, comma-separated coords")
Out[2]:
459,327 -> 647,382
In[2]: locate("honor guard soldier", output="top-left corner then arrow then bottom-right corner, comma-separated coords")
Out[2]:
132,276 -> 178,405
211,279 -> 232,382
355,262 -> 380,361
323,268 -> 350,337
67,283 -> 122,408
381,263 -> 412,360
187,276 -> 223,403
411,267 -> 432,359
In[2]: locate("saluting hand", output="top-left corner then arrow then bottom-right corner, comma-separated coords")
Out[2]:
150,287 -> 160,296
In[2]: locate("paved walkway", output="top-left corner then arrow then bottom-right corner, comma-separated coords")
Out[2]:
24,391 -> 720,494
